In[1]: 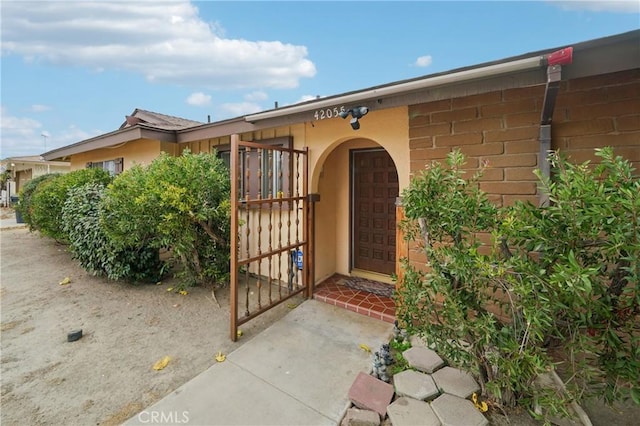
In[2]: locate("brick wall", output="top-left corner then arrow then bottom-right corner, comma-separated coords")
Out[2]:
409,69 -> 640,207
404,68 -> 640,270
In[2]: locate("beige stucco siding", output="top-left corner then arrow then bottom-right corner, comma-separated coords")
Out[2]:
303,107 -> 410,192
69,139 -> 167,171
180,107 -> 409,284
302,107 -> 409,281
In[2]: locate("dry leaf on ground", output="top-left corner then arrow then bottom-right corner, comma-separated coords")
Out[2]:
152,356 -> 171,371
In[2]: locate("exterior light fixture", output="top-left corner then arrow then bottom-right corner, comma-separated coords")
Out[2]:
339,106 -> 369,130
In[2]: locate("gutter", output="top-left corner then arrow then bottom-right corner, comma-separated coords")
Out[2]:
538,47 -> 573,207
42,125 -> 176,161
245,55 -> 550,123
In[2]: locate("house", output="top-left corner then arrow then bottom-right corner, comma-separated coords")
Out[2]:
43,30 -> 640,338
45,108 -> 204,174
0,156 -> 70,206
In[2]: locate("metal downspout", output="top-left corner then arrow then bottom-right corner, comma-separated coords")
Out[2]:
538,47 -> 573,207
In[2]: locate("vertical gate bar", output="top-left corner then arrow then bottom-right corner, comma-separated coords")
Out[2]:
302,147 -> 310,298
267,149 -> 274,304
277,150 -> 283,298
294,151 -> 301,289
230,134 -> 239,342
244,148 -> 251,317
286,150 -> 293,293
257,148 -> 263,309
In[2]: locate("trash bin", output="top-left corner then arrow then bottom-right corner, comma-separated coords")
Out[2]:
10,196 -> 24,223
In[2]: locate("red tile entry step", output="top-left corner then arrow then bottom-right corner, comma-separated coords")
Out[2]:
314,274 -> 396,323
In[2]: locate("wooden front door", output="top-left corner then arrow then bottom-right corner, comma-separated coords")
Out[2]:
352,149 -> 398,275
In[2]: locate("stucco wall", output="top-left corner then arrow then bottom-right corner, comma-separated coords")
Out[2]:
183,107 -> 410,284
70,139 -> 166,171
304,108 -> 409,280
14,164 -> 69,192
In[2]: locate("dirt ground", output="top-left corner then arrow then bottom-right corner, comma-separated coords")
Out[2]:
2,208 -> 639,426
0,223 -> 304,426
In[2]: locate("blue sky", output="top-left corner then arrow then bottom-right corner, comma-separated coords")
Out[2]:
1,0 -> 638,159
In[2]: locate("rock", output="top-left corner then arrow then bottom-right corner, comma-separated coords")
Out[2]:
431,366 -> 480,399
393,370 -> 440,401
348,372 -> 395,417
387,396 -> 442,426
341,407 -> 380,426
403,346 -> 445,374
431,393 -> 489,426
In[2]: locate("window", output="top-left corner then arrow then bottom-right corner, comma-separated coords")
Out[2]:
86,157 -> 123,176
216,137 -> 292,202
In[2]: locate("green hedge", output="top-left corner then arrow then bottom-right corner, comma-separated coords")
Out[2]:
62,183 -> 163,282
30,168 -> 112,242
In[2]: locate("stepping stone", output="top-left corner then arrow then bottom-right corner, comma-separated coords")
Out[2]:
393,370 -> 440,401
387,396 -> 442,426
431,393 -> 488,426
340,407 -> 380,426
432,366 -> 480,399
410,334 -> 429,348
403,346 -> 445,373
348,372 -> 394,417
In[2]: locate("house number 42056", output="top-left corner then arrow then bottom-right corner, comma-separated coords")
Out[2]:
313,106 -> 346,121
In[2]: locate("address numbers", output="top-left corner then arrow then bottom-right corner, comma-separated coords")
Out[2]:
313,106 -> 346,121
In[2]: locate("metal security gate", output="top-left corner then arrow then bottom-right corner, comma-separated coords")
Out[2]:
229,135 -> 312,341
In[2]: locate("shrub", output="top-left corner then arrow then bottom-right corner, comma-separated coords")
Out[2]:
102,151 -> 231,287
30,168 -> 112,242
397,148 -> 639,420
502,148 -> 639,406
62,183 -> 163,282
17,173 -> 60,230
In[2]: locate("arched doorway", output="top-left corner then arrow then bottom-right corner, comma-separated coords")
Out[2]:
350,148 -> 399,276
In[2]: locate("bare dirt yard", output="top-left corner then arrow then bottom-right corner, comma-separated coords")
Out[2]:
0,224 -> 303,426
2,208 -> 639,426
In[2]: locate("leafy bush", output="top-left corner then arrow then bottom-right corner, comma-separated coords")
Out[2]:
397,148 -> 639,419
17,173 -> 61,230
102,151 -> 231,287
30,168 -> 112,242
62,183 -> 163,282
503,148 -> 639,406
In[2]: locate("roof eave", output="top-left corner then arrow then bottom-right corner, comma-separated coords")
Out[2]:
42,126 -> 176,161
244,29 -> 639,124
176,117 -> 256,143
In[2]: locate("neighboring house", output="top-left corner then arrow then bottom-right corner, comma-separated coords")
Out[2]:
0,156 -> 70,205
44,30 -> 639,336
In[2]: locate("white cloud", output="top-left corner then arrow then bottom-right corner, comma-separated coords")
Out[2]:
547,1 -> 639,13
55,125 -> 99,148
220,102 -> 263,117
0,106 -> 43,158
415,55 -> 433,68
244,91 -> 269,102
0,107 -> 99,159
186,92 -> 212,107
1,1 -> 317,90
30,104 -> 51,112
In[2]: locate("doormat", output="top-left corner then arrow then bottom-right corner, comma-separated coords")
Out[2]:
338,277 -> 395,298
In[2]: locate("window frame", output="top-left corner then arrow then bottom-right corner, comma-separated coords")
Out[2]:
86,157 -> 124,176
216,136 -> 293,206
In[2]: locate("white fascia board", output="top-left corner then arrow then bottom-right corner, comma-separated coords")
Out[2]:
245,56 -> 543,122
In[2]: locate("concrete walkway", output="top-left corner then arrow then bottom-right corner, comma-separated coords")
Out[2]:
124,299 -> 393,426
0,214 -> 26,230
